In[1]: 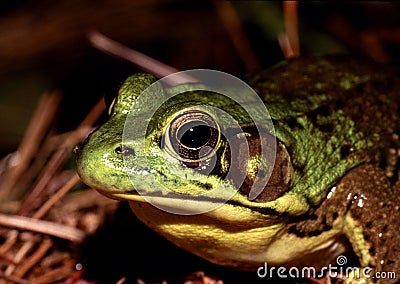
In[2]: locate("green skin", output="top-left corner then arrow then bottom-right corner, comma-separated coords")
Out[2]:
76,55 -> 400,282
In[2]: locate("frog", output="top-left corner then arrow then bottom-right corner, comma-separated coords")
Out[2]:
76,55 -> 400,283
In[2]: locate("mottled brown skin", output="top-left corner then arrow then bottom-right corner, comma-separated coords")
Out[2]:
290,165 -> 400,279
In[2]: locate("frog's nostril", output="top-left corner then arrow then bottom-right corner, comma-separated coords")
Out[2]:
115,146 -> 135,156
115,146 -> 122,154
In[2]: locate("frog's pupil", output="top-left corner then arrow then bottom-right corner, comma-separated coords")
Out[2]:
178,123 -> 211,149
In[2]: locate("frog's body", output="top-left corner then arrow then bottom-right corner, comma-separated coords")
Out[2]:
76,55 -> 400,282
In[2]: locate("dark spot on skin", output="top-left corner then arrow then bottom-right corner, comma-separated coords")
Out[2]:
309,214 -> 318,220
309,105 -> 331,120
318,123 -> 334,133
319,105 -> 332,117
227,201 -> 281,216
289,226 -> 327,238
115,146 -> 136,156
292,163 -> 305,175
192,181 -> 213,190
334,99 -> 344,109
371,79 -> 391,91
288,225 -> 305,237
387,260 -> 394,265
321,216 -> 328,226
286,117 -> 304,130
388,154 -> 400,184
369,246 -> 376,255
340,145 -> 351,159
308,229 -> 328,237
288,216 -> 332,238
307,105 -> 334,133
204,183 -> 212,190
285,144 -> 294,157
355,83 -> 366,93
156,170 -> 168,181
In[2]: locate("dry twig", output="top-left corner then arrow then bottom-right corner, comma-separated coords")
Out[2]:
213,0 -> 261,72
0,92 -> 62,200
280,1 -> 300,58
0,214 -> 85,243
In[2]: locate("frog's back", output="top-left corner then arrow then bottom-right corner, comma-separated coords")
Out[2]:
250,55 -> 400,105
250,55 -> 400,180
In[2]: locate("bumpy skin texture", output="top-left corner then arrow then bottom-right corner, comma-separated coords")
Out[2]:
77,55 -> 400,283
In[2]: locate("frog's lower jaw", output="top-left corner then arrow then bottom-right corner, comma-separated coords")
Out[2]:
128,200 -> 347,270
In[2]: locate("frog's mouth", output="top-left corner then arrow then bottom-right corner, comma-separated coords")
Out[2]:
93,185 -> 307,217
95,186 -> 237,215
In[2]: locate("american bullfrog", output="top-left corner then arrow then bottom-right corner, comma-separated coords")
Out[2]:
76,55 -> 400,283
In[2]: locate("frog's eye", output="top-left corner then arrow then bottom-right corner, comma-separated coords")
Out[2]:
163,110 -> 220,166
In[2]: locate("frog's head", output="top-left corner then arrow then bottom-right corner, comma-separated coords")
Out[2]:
76,72 -> 307,267
76,73 -> 302,216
